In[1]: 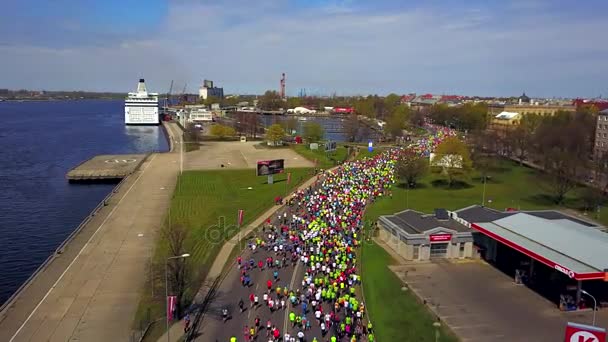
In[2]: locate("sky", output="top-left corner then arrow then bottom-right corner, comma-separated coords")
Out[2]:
1,0 -> 607,97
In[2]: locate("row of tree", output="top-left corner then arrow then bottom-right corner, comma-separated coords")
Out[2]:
470,110 -> 599,204
426,103 -> 488,131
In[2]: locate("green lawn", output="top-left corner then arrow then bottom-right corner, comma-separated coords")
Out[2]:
362,158 -> 606,342
135,168 -> 312,340
291,144 -> 348,168
362,242 -> 457,342
365,158 -> 601,223
354,148 -> 383,161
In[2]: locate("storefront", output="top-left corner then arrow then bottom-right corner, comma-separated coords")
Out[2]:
377,209 -> 475,261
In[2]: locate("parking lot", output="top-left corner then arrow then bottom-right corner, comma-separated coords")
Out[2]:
390,260 -> 606,342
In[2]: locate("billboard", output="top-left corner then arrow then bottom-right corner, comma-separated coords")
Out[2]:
325,141 -> 337,152
257,159 -> 285,176
564,322 -> 606,342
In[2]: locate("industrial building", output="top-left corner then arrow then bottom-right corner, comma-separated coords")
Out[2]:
198,79 -> 224,100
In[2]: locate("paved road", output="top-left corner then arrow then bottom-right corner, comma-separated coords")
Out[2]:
193,172 -> 364,342
0,122 -> 181,342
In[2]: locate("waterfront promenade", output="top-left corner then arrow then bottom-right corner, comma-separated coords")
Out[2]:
0,122 -> 182,342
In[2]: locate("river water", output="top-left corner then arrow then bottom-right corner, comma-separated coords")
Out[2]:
0,100 -> 168,305
257,115 -> 379,142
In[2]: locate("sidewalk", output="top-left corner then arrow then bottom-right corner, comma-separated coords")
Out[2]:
157,170 -> 332,342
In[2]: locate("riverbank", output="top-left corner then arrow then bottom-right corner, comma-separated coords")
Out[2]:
0,122 -> 181,342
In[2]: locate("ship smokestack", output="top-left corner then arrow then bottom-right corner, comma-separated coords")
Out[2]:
137,79 -> 147,93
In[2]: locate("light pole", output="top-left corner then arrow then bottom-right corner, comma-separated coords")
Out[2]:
165,253 -> 190,342
433,321 -> 441,342
581,289 -> 597,326
180,129 -> 183,175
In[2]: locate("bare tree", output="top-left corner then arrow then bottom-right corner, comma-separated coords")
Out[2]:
163,223 -> 190,317
343,113 -> 360,142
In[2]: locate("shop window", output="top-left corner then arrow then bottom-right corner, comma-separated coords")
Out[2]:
430,243 -> 448,258
459,243 -> 465,257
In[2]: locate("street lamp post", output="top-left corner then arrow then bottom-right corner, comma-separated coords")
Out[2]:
433,321 -> 441,342
165,253 -> 190,342
581,289 -> 597,326
180,130 -> 184,175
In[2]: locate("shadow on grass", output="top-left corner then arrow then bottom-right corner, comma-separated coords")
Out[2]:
431,179 -> 473,190
472,176 -> 502,184
525,193 -> 561,206
487,165 -> 512,173
396,182 -> 429,189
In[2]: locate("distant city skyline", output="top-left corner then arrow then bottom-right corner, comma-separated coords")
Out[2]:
1,0 -> 607,98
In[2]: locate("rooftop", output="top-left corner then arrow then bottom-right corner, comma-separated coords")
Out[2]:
382,209 -> 471,235
455,205 -> 608,279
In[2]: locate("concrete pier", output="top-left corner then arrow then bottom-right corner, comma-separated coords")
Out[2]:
0,122 -> 183,342
66,154 -> 146,181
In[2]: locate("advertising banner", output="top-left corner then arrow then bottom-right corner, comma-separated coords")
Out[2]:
564,322 -> 606,342
167,295 -> 177,321
256,159 -> 285,176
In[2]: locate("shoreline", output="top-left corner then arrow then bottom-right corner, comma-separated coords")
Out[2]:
0,121 -> 179,341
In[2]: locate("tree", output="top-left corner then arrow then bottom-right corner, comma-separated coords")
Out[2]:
303,122 -> 325,143
210,124 -> 235,139
410,110 -> 425,127
353,97 -> 375,118
432,137 -> 473,187
384,93 -> 401,116
163,223 -> 189,318
385,105 -> 410,138
469,129 -> 497,180
286,97 -> 302,109
282,117 -> 298,135
396,151 -> 428,187
510,113 -> 540,164
258,90 -> 283,110
581,187 -> 604,212
343,113 -> 360,142
533,111 -> 590,204
266,124 -> 285,146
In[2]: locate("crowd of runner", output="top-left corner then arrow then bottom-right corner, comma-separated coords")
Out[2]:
227,126 -> 456,342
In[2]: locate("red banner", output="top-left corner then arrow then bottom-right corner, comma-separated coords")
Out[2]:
167,295 -> 177,321
429,233 -> 452,242
238,209 -> 244,226
564,322 -> 606,342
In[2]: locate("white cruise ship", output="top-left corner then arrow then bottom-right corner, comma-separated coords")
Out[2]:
125,79 -> 159,125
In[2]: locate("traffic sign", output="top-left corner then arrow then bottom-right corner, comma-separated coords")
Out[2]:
564,322 -> 606,342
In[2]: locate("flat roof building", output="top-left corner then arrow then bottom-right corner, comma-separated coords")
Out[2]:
377,208 -> 475,261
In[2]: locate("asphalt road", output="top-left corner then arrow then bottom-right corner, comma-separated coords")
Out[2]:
193,179 -> 355,342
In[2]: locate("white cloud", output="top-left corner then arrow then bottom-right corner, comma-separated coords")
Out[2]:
0,0 -> 607,97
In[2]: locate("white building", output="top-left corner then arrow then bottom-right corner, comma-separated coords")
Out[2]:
189,108 -> 213,122
198,79 -> 224,100
287,106 -> 316,114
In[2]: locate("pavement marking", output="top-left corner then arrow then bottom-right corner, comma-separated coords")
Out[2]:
283,261 -> 301,334
9,153 -> 159,342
